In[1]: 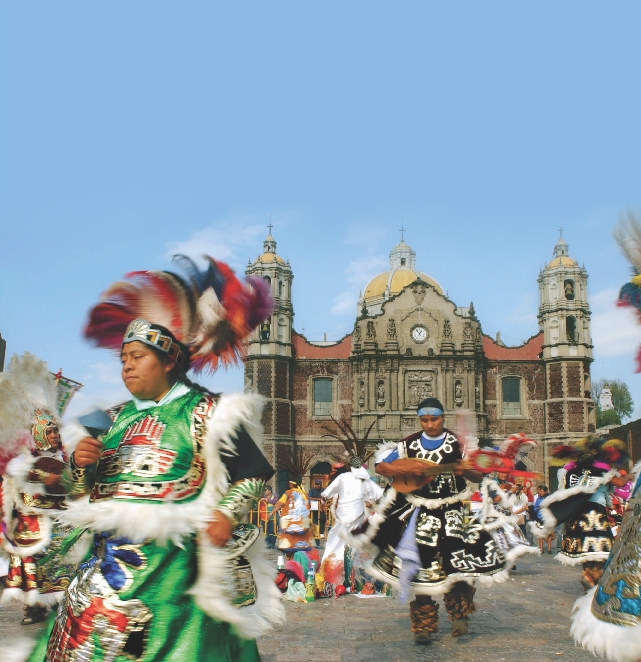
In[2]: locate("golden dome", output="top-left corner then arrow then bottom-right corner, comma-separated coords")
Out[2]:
258,251 -> 286,265
363,268 -> 443,301
547,255 -> 578,268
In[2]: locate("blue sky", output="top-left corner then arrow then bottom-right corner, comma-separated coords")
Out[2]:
1,0 -> 640,419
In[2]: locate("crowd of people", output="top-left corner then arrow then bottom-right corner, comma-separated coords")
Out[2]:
1,222 -> 640,662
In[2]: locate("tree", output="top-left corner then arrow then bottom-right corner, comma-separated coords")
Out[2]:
592,377 -> 634,425
596,407 -> 622,429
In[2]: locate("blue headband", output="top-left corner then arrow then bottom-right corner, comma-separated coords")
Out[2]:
418,407 -> 443,417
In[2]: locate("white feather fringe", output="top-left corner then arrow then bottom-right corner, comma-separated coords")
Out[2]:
555,551 -> 610,566
1,586 -> 64,607
189,533 -> 285,640
571,586 -> 641,662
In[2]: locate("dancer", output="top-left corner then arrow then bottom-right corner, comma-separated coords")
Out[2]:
530,437 -> 629,592
271,479 -> 314,552
0,353 -> 76,625
351,398 -> 512,645
26,256 -> 284,661
570,213 -> 641,662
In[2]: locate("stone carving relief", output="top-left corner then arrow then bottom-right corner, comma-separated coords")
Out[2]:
377,381 -> 386,403
358,381 -> 365,406
411,282 -> 427,306
454,380 -> 463,406
353,324 -> 362,344
463,322 -> 473,342
366,321 -> 376,340
475,327 -> 482,344
405,370 -> 436,408
443,319 -> 452,339
402,417 -> 416,430
387,319 -> 397,340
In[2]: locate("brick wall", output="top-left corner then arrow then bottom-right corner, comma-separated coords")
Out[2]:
276,401 -> 291,435
567,401 -> 584,432
548,364 -> 563,399
275,361 -> 289,399
566,363 -> 582,398
262,401 -> 273,434
257,362 -> 272,397
548,402 -> 564,433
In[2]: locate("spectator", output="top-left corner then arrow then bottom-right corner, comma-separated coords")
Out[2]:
511,483 -> 529,537
533,485 -> 555,554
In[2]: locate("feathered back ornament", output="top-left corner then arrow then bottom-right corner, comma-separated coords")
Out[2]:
550,436 -> 630,470
275,439 -> 315,485
0,353 -> 59,471
84,255 -> 274,374
322,415 -> 379,467
613,210 -> 641,370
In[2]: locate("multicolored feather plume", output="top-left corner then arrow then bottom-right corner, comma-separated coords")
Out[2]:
84,255 -> 274,374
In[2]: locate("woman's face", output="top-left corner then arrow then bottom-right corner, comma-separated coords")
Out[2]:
121,341 -> 175,400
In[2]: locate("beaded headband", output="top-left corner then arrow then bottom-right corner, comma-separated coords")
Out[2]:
122,318 -> 188,370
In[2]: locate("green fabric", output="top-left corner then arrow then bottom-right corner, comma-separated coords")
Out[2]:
27,535 -> 261,662
92,390 -> 207,504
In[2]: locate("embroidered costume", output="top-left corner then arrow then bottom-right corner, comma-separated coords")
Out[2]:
351,397 -> 520,643
0,354 -> 77,624
275,484 -> 314,552
529,437 -> 629,591
569,214 -> 641,662
25,254 -> 284,661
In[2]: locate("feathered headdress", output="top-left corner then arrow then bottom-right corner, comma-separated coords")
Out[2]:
500,433 -> 537,464
322,415 -> 379,467
0,353 -> 60,470
549,436 -> 630,469
275,440 -> 315,485
613,210 -> 641,371
84,255 -> 274,374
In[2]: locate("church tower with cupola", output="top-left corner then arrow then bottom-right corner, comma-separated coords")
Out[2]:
245,228 -> 295,467
538,233 -> 595,444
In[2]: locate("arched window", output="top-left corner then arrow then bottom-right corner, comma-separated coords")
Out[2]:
502,377 -> 521,416
313,378 -> 333,417
278,281 -> 283,297
567,316 -> 577,342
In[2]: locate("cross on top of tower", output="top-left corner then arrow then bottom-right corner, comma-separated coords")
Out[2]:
559,226 -> 563,239
268,222 -> 273,235
399,226 -> 406,242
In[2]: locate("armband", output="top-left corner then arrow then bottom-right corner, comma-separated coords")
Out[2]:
215,477 -> 266,525
60,454 -> 95,498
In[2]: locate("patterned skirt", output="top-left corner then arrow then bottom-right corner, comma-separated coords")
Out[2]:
558,501 -> 613,566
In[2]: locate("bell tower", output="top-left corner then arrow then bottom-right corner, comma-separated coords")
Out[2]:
244,227 -> 294,467
538,232 -> 595,443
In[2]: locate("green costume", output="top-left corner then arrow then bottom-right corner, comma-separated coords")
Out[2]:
29,384 -> 283,662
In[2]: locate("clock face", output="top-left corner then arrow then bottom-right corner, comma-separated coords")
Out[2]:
411,325 -> 427,343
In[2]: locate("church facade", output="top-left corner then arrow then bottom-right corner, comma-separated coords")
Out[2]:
244,231 -> 595,492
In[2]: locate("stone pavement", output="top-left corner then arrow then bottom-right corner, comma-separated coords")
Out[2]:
0,553 -> 595,662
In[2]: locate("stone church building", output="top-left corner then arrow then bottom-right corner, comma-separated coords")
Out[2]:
244,231 -> 595,493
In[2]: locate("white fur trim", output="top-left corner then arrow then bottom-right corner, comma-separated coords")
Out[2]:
571,586 -> 641,662
0,638 -> 38,662
405,485 -> 473,510
555,551 -> 610,566
532,470 -> 618,538
211,391 -> 266,454
188,533 -> 285,639
1,586 -> 64,607
342,487 -> 399,552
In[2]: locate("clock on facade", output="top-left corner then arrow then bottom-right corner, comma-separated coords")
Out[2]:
411,325 -> 428,343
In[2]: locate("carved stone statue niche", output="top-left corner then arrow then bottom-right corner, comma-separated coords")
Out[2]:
463,322 -> 473,342
377,381 -> 385,403
358,381 -> 365,406
387,319 -> 397,340
353,324 -> 362,344
366,321 -> 376,340
443,319 -> 452,339
564,279 -> 575,300
454,380 -> 463,406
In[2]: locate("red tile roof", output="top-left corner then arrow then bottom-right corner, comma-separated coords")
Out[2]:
292,330 -> 352,359
482,332 -> 543,360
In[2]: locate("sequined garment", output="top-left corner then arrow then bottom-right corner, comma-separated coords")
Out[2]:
28,388 -> 276,662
